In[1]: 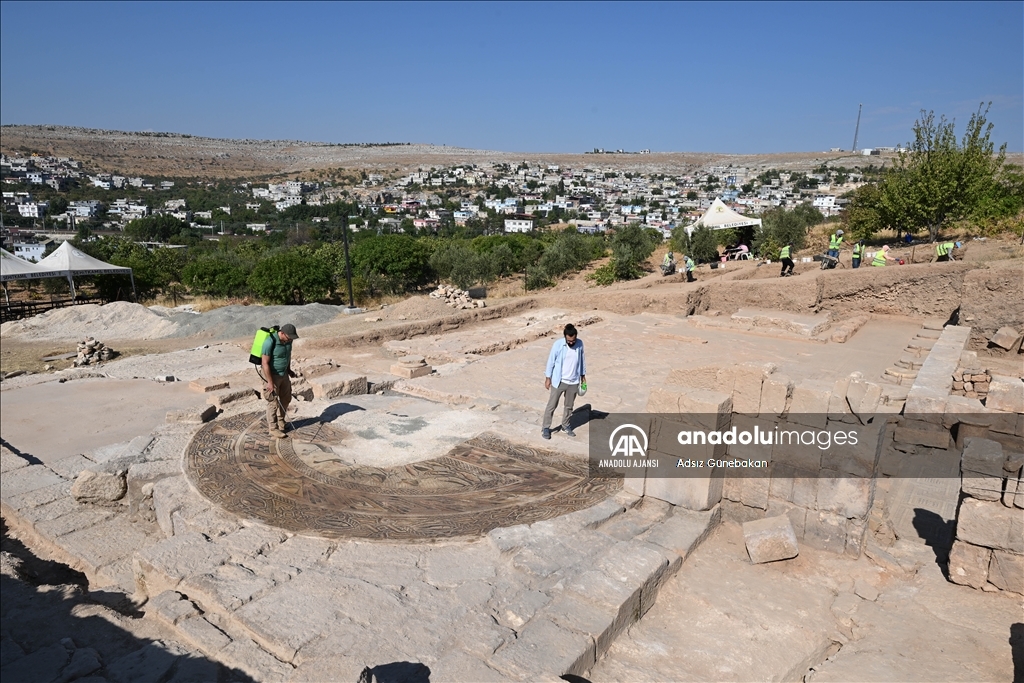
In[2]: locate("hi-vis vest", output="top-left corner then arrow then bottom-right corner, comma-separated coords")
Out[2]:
871,251 -> 887,266
853,243 -> 864,258
780,245 -> 791,259
829,234 -> 843,250
936,242 -> 955,256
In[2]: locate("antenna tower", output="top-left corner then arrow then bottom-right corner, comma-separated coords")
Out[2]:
851,103 -> 862,152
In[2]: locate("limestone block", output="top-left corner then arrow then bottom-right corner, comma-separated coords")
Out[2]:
487,616 -> 595,679
176,615 -> 233,654
189,378 -> 229,393
986,375 -> 1024,414
758,373 -> 792,417
828,376 -> 853,421
894,419 -> 952,450
71,468 -> 127,503
956,497 -> 1024,552
152,475 -> 211,537
803,511 -> 847,554
987,549 -> 1024,594
787,380 -> 832,429
989,326 -> 1022,351
390,363 -> 431,379
0,464 -> 65,499
179,562 -> 277,612
645,475 -> 722,511
815,473 -> 872,520
771,423 -> 823,471
146,590 -> 200,626
0,644 -> 70,683
0,448 -> 30,474
133,532 -> 232,599
311,372 -> 368,399
207,387 -> 258,408
854,578 -> 879,601
219,638 -> 293,682
948,540 -> 991,589
646,385 -> 732,429
541,594 -> 620,658
742,515 -> 799,564
166,404 -> 217,424
643,508 -> 719,560
728,363 -> 775,415
1002,474 -> 1021,509
846,380 -> 881,424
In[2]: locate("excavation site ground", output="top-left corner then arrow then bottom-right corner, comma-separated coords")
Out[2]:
2,252 -> 1022,683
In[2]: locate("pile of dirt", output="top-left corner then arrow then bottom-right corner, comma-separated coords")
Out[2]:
0,302 -> 180,342
162,302 -> 344,340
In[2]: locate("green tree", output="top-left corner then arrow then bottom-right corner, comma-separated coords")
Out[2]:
247,250 -> 332,304
349,235 -> 432,294
752,203 -> 822,257
608,223 -> 657,281
124,215 -> 189,242
882,104 -> 1013,241
182,254 -> 250,297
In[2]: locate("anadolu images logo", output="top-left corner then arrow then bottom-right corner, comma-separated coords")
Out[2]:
608,423 -> 648,458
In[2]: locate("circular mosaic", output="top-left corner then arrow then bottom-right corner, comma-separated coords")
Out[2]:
185,412 -> 620,540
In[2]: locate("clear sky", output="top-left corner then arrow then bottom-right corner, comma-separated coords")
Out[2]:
1,1 -> 1021,153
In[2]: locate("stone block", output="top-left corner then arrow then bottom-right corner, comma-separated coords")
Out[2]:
758,373 -> 792,417
0,448 -> 30,474
6,480 -> 71,511
846,380 -> 881,424
987,549 -> 1024,594
207,387 -> 258,408
487,617 -> 595,679
643,507 -> 719,559
133,532 -> 231,599
727,363 -> 774,415
742,515 -> 799,563
646,385 -> 732,427
147,590 -> 200,626
986,375 -> 1024,414
311,372 -> 368,399
179,562 -> 277,612
152,475 -> 207,537
765,498 -> 807,538
540,594 -> 619,657
989,326 -> 1022,351
59,516 -> 150,583
828,376 -> 853,420
106,641 -> 186,683
956,497 -> 1024,552
894,420 -> 952,450
645,475 -> 723,511
803,510 -> 847,554
771,424 -> 823,471
787,380 -> 832,429
947,540 -> 991,589
220,526 -> 287,562
165,404 -> 217,424
853,578 -> 879,601
189,378 -> 230,393
292,385 -> 314,401
47,454 -> 95,480
69,468 -> 126,504
390,362 -> 432,379
815,473 -> 872,519
0,644 -> 69,683
218,638 -> 292,682
0,464 -> 65,499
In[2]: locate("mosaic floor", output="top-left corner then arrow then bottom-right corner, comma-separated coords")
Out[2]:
185,412 -> 620,540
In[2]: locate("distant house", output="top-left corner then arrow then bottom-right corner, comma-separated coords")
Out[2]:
13,242 -> 45,261
504,218 -> 533,233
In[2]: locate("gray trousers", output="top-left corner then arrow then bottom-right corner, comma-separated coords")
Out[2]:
543,382 -> 579,430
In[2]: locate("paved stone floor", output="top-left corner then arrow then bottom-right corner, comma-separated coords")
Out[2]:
186,411 -> 620,540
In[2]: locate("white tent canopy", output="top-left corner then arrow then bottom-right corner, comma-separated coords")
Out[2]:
31,241 -> 135,300
37,241 -> 132,276
685,198 -> 763,236
1,248 -> 69,282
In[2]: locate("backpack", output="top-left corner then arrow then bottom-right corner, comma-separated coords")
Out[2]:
248,326 -> 278,365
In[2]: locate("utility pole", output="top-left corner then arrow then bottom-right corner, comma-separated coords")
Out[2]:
851,103 -> 863,153
340,215 -> 361,314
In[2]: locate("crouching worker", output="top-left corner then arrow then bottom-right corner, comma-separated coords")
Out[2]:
262,323 -> 298,438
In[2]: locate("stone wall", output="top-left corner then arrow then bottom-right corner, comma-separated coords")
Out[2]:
948,438 -> 1024,595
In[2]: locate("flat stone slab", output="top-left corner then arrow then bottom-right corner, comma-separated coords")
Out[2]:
185,411 -> 619,539
730,308 -> 832,336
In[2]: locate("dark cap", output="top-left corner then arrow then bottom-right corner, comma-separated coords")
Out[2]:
279,324 -> 299,338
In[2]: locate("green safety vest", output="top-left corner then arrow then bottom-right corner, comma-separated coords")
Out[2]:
853,243 -> 864,258
829,234 -> 843,250
936,242 -> 955,256
871,251 -> 887,267
780,246 -> 790,259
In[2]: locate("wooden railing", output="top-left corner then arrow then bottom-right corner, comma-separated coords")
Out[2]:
0,295 -> 104,323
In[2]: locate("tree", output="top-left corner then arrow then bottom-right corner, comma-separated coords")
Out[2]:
609,223 -> 657,281
752,203 -> 822,257
247,250 -> 332,304
673,226 -> 726,264
882,104 -> 1012,241
124,215 -> 189,242
349,235 -> 432,294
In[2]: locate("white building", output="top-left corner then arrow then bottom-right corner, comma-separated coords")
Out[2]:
13,243 -> 45,261
68,200 -> 102,217
504,218 -> 533,233
17,202 -> 48,218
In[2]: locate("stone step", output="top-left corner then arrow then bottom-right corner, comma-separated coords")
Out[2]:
884,367 -> 918,384
916,328 -> 943,339
895,353 -> 926,370
906,338 -> 935,351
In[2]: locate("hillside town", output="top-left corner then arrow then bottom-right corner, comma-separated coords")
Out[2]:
1,151 -> 877,253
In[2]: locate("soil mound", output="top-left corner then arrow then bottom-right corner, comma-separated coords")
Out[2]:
0,301 -> 180,342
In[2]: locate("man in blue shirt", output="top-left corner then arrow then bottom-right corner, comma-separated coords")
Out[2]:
261,323 -> 298,438
542,324 -> 587,439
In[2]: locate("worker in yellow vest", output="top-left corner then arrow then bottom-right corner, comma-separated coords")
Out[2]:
871,245 -> 895,267
852,240 -> 865,269
779,243 -> 795,277
932,241 -> 962,262
828,229 -> 844,258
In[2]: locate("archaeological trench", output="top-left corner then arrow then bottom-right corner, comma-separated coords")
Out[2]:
1,259 -> 1022,682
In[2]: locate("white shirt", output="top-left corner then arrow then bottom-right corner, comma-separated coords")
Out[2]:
560,344 -> 580,385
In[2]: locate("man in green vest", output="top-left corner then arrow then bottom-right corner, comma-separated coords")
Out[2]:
871,245 -> 895,267
682,253 -> 695,282
779,243 -> 795,277
828,229 -> 844,258
261,323 -> 298,438
932,241 -> 962,262
852,240 -> 865,269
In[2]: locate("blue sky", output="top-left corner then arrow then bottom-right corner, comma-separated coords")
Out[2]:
2,1 -> 1021,153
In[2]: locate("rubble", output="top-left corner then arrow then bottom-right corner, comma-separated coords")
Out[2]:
742,515 -> 799,564
429,284 -> 487,310
73,337 -> 114,366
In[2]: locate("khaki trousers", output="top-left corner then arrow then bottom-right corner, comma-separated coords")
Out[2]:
543,382 -> 579,430
263,373 -> 291,431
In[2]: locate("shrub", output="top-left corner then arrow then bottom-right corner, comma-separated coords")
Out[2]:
248,251 -> 332,304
